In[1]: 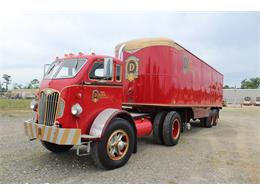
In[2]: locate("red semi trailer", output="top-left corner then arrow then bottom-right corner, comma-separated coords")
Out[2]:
24,38 -> 223,169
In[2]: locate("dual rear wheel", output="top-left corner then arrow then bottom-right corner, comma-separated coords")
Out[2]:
200,109 -> 219,128
153,111 -> 182,146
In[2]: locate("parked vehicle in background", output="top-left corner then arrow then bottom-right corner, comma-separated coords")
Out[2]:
255,97 -> 260,106
243,96 -> 252,106
24,38 -> 223,169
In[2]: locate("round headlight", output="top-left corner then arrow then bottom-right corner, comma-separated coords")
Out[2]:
71,103 -> 83,116
30,100 -> 38,111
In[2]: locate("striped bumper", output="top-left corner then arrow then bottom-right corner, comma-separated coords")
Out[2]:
24,120 -> 81,145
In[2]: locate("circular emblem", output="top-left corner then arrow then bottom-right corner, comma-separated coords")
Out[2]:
92,90 -> 99,103
127,60 -> 137,73
125,56 -> 139,81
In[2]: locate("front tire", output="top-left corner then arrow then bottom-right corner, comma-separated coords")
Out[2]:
91,118 -> 135,170
41,141 -> 73,153
162,111 -> 182,146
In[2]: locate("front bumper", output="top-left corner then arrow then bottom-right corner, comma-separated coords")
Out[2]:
24,120 -> 82,145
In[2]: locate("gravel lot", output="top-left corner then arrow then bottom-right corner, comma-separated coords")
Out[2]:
0,107 -> 259,183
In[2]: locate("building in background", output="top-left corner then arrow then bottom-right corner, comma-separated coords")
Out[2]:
223,89 -> 260,105
7,89 -> 37,99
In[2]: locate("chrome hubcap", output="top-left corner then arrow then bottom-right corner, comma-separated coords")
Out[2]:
107,129 -> 129,160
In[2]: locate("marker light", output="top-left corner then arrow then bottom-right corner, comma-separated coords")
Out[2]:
30,100 -> 38,111
75,93 -> 82,99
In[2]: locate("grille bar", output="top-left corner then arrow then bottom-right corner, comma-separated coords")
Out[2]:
38,91 -> 59,126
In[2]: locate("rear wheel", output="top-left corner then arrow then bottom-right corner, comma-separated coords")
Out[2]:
41,141 -> 73,153
152,111 -> 167,144
203,110 -> 214,128
162,111 -> 182,146
91,118 -> 135,170
212,109 -> 219,126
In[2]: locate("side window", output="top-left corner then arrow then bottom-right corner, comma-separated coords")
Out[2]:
116,64 -> 121,82
89,59 -> 113,81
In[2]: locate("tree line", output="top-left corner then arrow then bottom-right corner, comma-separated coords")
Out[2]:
223,77 -> 260,89
0,74 -> 39,92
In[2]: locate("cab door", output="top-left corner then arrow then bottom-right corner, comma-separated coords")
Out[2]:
81,57 -> 123,133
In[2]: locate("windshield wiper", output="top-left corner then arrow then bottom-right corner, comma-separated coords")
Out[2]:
46,64 -> 55,75
75,58 -> 79,71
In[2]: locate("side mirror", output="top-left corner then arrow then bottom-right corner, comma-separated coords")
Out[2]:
104,58 -> 113,78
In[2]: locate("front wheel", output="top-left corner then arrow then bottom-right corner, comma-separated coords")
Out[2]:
41,141 -> 73,153
91,118 -> 135,170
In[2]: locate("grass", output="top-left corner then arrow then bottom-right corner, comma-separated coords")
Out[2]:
0,99 -> 32,112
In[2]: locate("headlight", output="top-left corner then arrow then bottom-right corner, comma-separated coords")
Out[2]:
71,103 -> 83,116
30,100 -> 38,111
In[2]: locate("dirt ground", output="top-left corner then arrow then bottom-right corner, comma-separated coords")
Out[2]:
0,107 -> 259,183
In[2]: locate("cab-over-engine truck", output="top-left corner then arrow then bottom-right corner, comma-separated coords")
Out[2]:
24,38 -> 223,169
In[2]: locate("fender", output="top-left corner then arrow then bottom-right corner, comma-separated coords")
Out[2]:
89,108 -> 137,153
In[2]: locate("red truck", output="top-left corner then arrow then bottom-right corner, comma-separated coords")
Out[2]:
24,38 -> 223,169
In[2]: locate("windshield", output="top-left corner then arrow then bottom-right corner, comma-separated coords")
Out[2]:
44,58 -> 87,79
256,97 -> 260,101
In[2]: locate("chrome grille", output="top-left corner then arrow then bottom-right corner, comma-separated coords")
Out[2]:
38,91 -> 59,126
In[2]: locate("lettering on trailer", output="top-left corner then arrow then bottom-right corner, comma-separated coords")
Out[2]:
125,56 -> 139,81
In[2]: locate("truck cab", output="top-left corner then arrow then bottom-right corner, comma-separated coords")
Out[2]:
25,53 -> 147,169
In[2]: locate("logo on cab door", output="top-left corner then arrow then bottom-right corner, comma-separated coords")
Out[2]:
92,90 -> 107,103
125,56 -> 139,81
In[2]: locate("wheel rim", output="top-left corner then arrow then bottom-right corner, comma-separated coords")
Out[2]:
172,119 -> 180,139
106,129 -> 129,161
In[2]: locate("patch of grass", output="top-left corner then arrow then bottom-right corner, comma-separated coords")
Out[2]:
168,179 -> 178,184
0,99 -> 32,112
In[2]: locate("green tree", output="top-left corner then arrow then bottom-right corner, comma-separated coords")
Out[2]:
241,77 -> 260,89
30,79 -> 39,89
2,74 -> 11,91
223,85 -> 230,89
13,83 -> 23,89
223,85 -> 236,89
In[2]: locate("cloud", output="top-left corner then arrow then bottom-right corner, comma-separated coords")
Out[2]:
0,12 -> 259,86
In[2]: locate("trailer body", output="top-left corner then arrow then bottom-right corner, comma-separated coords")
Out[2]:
116,38 -> 223,108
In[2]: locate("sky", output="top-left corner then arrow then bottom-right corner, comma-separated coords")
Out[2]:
0,12 -> 259,88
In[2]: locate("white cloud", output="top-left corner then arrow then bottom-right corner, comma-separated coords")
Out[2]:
0,12 -> 259,87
